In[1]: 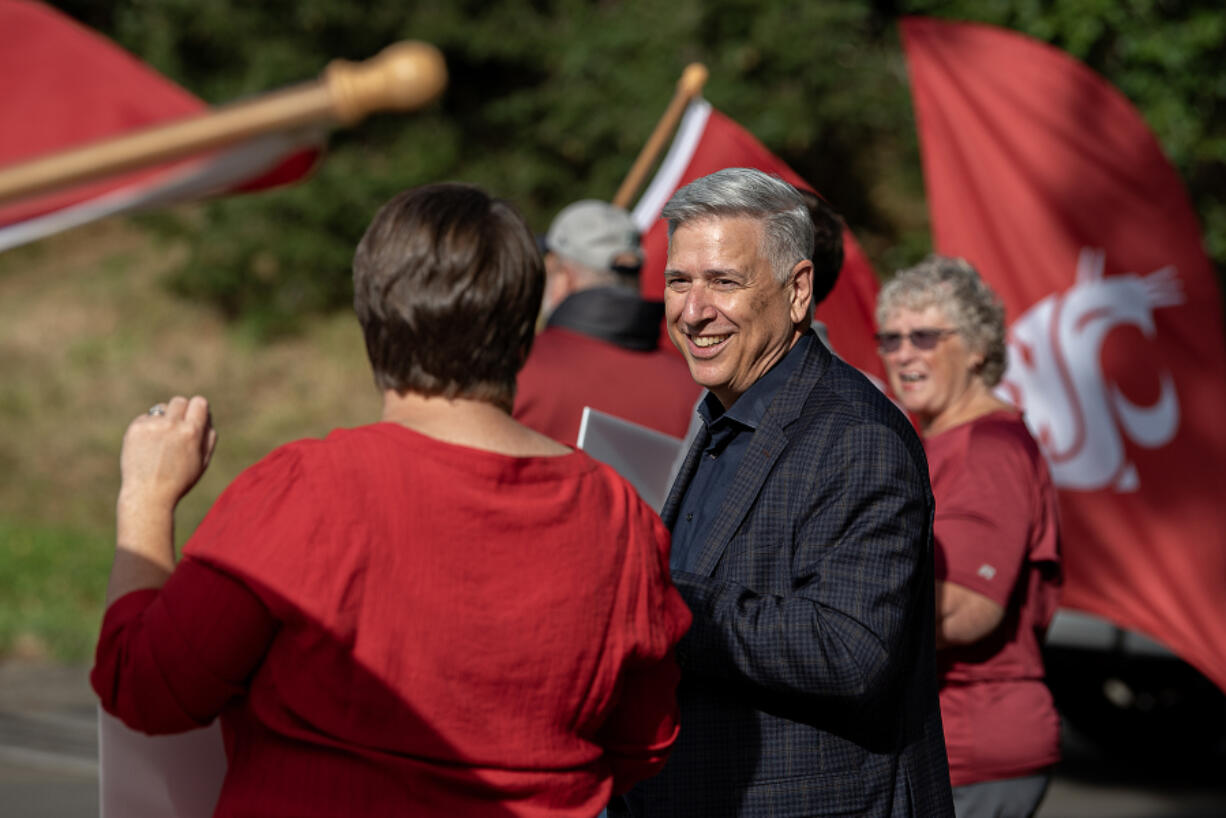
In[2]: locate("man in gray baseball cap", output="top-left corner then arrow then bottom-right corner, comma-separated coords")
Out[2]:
539,200 -> 645,318
513,200 -> 700,446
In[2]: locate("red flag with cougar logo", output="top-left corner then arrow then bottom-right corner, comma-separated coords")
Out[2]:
902,16 -> 1226,690
0,0 -> 318,250
631,99 -> 885,380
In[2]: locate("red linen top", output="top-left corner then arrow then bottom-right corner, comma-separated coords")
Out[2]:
92,422 -> 691,817
924,410 -> 1062,787
514,327 -> 700,445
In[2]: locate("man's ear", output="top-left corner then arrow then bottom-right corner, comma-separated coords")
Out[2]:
542,253 -> 576,312
543,252 -> 566,285
788,259 -> 815,324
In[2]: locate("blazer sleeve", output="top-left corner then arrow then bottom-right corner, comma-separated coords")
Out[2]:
670,419 -> 932,707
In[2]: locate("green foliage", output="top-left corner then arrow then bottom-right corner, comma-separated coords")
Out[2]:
52,0 -> 1226,334
0,520 -> 111,662
907,0 -> 1226,277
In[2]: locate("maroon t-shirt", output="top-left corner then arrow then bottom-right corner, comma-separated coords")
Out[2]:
514,327 -> 701,445
924,410 -> 1062,786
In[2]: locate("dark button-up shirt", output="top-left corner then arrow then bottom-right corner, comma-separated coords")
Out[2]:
669,333 -> 813,572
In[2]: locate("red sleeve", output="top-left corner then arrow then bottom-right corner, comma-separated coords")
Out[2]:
599,657 -> 682,794
597,497 -> 692,793
932,427 -> 1034,607
91,558 -> 277,734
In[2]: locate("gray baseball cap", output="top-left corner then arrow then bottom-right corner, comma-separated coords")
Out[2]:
545,200 -> 643,274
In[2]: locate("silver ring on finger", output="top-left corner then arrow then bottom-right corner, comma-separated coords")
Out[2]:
148,404 -> 167,416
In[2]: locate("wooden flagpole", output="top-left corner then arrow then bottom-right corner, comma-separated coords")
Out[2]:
0,41 -> 447,206
612,63 -> 708,210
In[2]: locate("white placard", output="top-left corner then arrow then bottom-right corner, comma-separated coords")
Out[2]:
576,407 -> 684,511
98,708 -> 226,817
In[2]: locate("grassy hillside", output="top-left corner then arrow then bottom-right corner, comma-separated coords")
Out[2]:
0,217 -> 379,661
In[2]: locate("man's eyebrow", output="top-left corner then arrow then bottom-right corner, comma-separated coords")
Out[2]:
664,266 -> 747,279
701,267 -> 746,279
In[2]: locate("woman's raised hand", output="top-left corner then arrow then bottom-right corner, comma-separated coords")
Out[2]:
119,395 -> 218,510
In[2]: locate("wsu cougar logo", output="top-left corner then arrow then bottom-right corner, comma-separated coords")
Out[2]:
997,249 -> 1184,492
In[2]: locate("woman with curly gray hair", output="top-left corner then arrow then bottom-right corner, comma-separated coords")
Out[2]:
876,255 -> 1063,818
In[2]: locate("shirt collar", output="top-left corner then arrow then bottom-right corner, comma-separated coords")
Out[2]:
699,332 -> 813,432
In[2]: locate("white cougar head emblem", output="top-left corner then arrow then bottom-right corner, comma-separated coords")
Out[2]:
997,248 -> 1183,492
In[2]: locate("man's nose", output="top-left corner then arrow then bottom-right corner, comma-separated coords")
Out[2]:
680,284 -> 716,326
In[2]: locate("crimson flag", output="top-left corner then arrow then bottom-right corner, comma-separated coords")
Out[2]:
631,99 -> 885,380
902,16 -> 1226,691
0,0 -> 318,250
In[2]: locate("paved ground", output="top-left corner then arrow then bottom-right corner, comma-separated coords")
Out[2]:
0,663 -> 97,817
2,660 -> 1224,817
1043,726 -> 1226,817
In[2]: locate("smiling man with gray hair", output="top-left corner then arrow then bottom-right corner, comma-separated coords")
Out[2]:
613,168 -> 953,817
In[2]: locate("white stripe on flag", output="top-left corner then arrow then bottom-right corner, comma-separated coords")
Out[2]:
631,98 -> 712,233
0,127 -> 322,253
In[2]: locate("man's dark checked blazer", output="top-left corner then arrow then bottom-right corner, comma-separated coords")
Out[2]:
619,332 -> 953,817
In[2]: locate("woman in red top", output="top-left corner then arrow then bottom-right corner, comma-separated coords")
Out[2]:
875,255 -> 1062,818
92,183 -> 692,817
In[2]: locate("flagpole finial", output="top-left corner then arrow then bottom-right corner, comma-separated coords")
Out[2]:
325,41 -> 448,126
0,40 -> 448,207
679,63 -> 708,97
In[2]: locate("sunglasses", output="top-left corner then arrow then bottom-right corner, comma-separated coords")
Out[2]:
874,328 -> 959,353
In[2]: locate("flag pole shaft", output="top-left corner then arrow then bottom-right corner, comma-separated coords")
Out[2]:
612,63 -> 708,209
0,41 -> 447,206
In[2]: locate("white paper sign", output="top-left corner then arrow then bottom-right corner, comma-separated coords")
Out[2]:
576,407 -> 684,511
98,708 -> 226,817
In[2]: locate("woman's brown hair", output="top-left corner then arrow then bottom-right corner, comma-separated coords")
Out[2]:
353,183 -> 544,410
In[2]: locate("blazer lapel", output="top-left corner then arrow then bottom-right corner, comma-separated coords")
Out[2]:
690,425 -> 789,576
661,422 -> 711,529
688,337 -> 832,577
